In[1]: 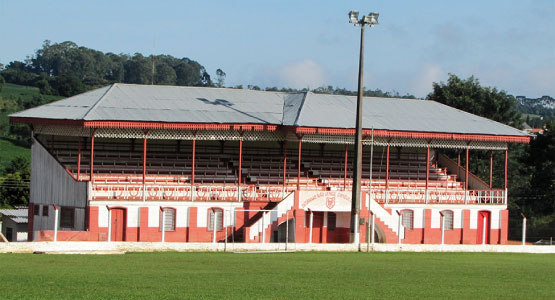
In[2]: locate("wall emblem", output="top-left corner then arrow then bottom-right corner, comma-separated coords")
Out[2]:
326,196 -> 335,209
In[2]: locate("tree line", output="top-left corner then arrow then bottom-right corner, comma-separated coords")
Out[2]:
0,40 -> 223,97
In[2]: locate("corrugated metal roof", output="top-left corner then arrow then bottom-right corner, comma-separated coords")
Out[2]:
0,208 -> 28,224
10,83 -> 527,137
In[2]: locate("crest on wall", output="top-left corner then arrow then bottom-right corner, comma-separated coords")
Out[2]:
326,196 -> 335,209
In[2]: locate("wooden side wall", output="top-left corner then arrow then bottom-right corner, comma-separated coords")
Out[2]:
31,136 -> 88,232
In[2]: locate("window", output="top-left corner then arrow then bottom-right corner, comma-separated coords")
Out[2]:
328,212 -> 337,231
441,210 -> 454,231
33,205 -> 40,216
42,206 -> 49,217
160,208 -> 176,231
208,208 -> 223,231
401,210 -> 414,230
60,207 -> 75,229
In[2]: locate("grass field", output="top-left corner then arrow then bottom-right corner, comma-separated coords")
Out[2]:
0,252 -> 553,299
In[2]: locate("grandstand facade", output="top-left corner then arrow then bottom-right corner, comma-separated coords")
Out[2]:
10,84 -> 529,244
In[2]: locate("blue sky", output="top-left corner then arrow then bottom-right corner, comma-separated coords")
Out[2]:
1,0 -> 553,98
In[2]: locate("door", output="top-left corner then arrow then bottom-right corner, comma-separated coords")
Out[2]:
111,208 -> 126,241
477,211 -> 491,244
312,212 -> 324,243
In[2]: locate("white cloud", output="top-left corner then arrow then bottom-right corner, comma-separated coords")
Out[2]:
277,59 -> 326,90
409,63 -> 445,97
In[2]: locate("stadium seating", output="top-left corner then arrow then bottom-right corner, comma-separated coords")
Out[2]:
45,137 -> 465,202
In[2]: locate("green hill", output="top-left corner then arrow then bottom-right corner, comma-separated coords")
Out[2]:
0,83 -> 63,173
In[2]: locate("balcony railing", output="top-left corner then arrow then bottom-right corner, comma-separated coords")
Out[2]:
89,182 -> 506,205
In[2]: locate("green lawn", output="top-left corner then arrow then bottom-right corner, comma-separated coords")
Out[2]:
0,252 -> 553,299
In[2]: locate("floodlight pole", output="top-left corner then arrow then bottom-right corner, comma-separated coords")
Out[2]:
350,23 -> 365,244
349,11 -> 378,243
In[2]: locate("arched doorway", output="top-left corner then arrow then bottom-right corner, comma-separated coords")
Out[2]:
271,218 -> 295,242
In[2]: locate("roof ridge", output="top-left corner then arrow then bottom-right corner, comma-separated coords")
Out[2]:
81,83 -> 117,119
293,91 -> 310,126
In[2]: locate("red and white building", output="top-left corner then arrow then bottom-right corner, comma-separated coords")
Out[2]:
10,84 -> 530,244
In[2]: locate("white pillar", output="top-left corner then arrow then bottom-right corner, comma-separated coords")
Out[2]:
440,213 -> 445,245
261,212 -> 266,244
53,206 -> 59,242
397,211 -> 402,245
161,208 -> 166,243
481,216 -> 486,245
522,216 -> 527,246
308,211 -> 313,244
107,209 -> 112,242
371,213 -> 375,245
212,211 -> 218,244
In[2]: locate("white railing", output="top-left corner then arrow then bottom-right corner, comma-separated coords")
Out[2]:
371,188 -> 506,205
90,183 -> 505,205
91,183 -> 289,202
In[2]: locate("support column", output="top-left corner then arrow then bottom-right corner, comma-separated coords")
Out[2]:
344,144 -> 348,191
297,138 -> 302,190
283,142 -> 287,189
465,148 -> 469,191
77,137 -> 82,181
490,151 -> 493,189
90,130 -> 96,182
504,149 -> 508,190
425,146 -> 430,201
192,139 -> 196,185
386,143 -> 390,194
143,136 -> 147,185
238,139 -> 243,187
53,205 -> 59,242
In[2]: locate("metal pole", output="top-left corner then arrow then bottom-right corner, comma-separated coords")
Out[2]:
283,142 -> 287,191
77,137 -> 82,181
90,130 -> 96,182
504,149 -> 508,190
238,139 -> 243,188
297,138 -> 302,190
367,128 -> 374,251
344,144 -> 348,191
489,151 -> 493,189
350,24 -> 365,244
426,146 -> 430,203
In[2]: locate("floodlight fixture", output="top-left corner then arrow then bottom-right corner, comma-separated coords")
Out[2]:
349,10 -> 359,24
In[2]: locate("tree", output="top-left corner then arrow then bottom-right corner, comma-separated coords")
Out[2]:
216,69 -> 226,88
525,121 -> 555,216
0,74 -> 4,92
0,157 -> 30,208
427,74 -> 522,128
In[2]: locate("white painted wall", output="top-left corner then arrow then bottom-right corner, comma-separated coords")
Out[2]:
93,201 -> 242,228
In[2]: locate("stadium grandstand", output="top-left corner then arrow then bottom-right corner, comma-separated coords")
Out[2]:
10,83 -> 530,244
